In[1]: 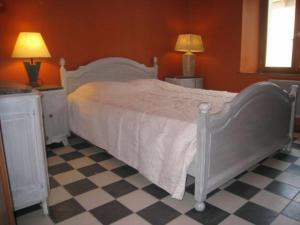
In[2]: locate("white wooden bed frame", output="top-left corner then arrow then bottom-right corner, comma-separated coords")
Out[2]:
60,57 -> 298,212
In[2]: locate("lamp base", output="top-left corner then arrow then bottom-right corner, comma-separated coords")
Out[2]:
182,52 -> 196,76
24,61 -> 41,87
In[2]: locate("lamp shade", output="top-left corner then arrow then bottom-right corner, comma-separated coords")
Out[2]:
11,32 -> 51,58
175,34 -> 204,53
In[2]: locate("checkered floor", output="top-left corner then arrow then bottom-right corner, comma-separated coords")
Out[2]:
22,136 -> 300,225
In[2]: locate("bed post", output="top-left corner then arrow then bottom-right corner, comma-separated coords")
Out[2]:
153,56 -> 158,79
194,103 -> 211,211
59,58 -> 67,90
284,84 -> 298,152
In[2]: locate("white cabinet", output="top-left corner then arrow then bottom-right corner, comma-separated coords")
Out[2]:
38,87 -> 69,145
165,76 -> 203,88
0,92 -> 48,214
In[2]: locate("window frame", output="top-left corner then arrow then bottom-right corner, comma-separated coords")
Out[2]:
260,0 -> 300,74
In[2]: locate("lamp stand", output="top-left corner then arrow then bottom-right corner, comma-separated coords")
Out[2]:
182,52 -> 196,76
23,61 -> 41,87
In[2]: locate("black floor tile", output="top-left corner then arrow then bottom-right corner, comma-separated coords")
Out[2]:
273,153 -> 298,163
49,177 -> 60,189
103,180 -> 137,198
282,201 -> 300,222
49,199 -> 85,223
225,181 -> 260,199
138,202 -> 180,225
252,165 -> 281,178
46,142 -> 64,149
111,165 -> 138,178
186,203 -> 229,225
78,163 -> 106,177
60,151 -> 84,161
89,152 -> 112,162
292,142 -> 300,149
143,184 -> 169,199
64,179 -> 97,196
15,204 -> 41,217
90,200 -> 132,225
265,181 -> 299,199
286,164 -> 300,176
72,142 -> 93,150
186,183 -> 195,195
235,202 -> 278,225
48,163 -> 73,176
46,150 -> 56,158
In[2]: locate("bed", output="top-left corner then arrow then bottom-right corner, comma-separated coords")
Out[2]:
59,57 -> 297,211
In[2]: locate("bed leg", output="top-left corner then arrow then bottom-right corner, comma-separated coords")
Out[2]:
62,138 -> 69,146
41,200 -> 48,215
195,201 -> 206,211
282,141 -> 293,153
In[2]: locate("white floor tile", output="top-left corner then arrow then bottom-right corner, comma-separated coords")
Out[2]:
295,192 -> 300,203
206,190 -> 247,213
276,172 -> 300,188
17,209 -> 54,225
88,171 -> 121,187
75,188 -> 114,210
79,146 -> 104,156
125,173 -> 151,188
56,212 -> 101,225
250,190 -> 289,212
166,215 -> 203,225
100,158 -> 126,170
162,192 -> 195,213
48,186 -> 72,206
52,146 -> 75,155
219,215 -> 254,225
47,156 -> 64,167
290,149 -> 300,157
239,172 -> 272,188
262,158 -> 291,171
111,214 -> 150,225
295,158 -> 300,166
271,214 -> 300,225
68,157 -> 95,169
53,170 -> 85,185
118,189 -> 157,212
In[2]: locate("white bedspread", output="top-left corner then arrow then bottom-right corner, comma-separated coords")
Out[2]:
68,79 -> 236,199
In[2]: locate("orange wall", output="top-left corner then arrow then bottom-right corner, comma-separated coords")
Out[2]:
189,0 -> 300,92
0,0 -> 188,85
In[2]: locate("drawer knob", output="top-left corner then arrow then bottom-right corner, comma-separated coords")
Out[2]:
49,114 -> 53,118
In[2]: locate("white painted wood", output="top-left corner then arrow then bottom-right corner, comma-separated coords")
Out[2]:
40,89 -> 69,145
165,77 -> 203,88
269,79 -> 300,117
61,57 -> 298,211
0,92 -> 48,213
188,82 -> 298,210
60,57 -> 158,94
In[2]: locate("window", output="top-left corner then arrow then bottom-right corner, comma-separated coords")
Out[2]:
261,0 -> 300,73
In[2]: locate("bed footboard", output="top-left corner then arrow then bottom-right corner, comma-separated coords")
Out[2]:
190,82 -> 298,211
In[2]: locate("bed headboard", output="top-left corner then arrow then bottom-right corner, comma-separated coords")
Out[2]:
59,57 -> 158,94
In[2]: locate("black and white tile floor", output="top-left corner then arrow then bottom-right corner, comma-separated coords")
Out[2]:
17,136 -> 300,225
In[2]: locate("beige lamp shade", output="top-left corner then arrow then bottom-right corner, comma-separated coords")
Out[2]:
175,34 -> 204,53
11,32 -> 51,58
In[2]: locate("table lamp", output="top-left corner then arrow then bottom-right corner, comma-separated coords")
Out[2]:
175,34 -> 204,76
12,32 -> 51,87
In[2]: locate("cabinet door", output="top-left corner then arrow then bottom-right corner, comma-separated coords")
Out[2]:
0,97 -> 46,210
42,90 -> 68,143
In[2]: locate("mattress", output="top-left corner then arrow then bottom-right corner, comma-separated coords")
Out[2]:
68,79 -> 236,199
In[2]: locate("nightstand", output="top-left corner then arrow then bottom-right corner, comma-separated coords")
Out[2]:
165,76 -> 203,88
36,86 -> 69,145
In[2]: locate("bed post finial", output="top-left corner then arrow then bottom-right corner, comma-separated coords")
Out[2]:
59,58 -> 67,90
153,56 -> 158,78
60,58 -> 66,67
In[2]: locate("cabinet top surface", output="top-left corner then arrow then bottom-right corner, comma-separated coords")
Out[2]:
165,76 -> 202,79
35,85 -> 63,92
